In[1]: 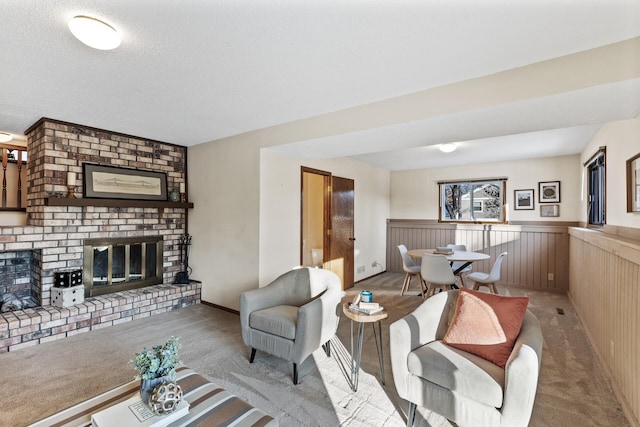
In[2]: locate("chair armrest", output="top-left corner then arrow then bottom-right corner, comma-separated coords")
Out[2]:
291,284 -> 341,364
390,290 -> 458,400
389,314 -> 414,400
500,311 -> 543,426
240,284 -> 289,343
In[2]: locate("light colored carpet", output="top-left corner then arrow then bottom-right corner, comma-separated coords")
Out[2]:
0,272 -> 629,427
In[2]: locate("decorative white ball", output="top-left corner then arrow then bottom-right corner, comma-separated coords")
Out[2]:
148,381 -> 183,415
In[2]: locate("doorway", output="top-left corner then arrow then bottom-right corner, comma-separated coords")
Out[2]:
300,167 -> 330,269
300,167 -> 354,290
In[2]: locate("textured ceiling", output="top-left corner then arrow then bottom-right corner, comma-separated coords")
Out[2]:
1,1 -> 640,170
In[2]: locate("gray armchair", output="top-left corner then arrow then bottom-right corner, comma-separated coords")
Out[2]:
240,267 -> 342,384
390,289 -> 543,427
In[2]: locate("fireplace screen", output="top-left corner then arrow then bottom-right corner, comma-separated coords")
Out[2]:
83,237 -> 163,296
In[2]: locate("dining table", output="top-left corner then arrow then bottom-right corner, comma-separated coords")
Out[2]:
406,248 -> 490,288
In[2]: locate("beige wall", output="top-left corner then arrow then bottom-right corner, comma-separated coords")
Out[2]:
189,140 -> 389,310
188,138 -> 260,310
579,115 -> 640,228
390,154 -> 581,221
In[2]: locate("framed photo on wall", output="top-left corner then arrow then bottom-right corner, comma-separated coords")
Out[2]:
83,163 -> 168,201
514,189 -> 535,210
540,204 -> 559,217
627,153 -> 640,213
538,181 -> 560,203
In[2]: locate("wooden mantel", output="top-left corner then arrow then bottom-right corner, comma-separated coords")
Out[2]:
44,197 -> 194,209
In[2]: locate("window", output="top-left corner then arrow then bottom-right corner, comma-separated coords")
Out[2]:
586,148 -> 605,226
439,178 -> 506,222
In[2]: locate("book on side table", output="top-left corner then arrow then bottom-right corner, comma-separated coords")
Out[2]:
91,395 -> 189,427
349,302 -> 384,315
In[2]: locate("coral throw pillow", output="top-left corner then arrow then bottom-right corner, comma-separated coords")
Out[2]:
442,287 -> 529,368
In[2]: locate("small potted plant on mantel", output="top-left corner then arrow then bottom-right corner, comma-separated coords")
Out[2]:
130,336 -> 181,404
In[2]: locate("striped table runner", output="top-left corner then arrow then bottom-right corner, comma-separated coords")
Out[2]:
28,366 -> 277,427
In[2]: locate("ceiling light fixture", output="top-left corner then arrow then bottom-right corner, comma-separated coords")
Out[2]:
68,15 -> 121,50
439,143 -> 457,153
0,132 -> 13,143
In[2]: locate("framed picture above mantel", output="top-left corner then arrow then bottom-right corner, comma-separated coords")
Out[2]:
627,152 -> 640,213
83,164 -> 168,201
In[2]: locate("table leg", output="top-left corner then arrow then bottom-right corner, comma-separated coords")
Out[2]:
349,319 -> 365,391
450,261 -> 472,289
372,321 -> 385,385
452,261 -> 472,275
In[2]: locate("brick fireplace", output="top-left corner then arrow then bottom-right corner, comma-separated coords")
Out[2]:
0,118 -> 201,352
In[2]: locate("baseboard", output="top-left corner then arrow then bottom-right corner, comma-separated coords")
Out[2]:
201,300 -> 239,315
354,270 -> 387,285
567,291 -> 640,427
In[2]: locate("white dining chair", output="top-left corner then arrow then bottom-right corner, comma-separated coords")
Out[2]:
446,243 -> 472,288
421,253 -> 457,298
467,252 -> 508,294
397,244 -> 426,296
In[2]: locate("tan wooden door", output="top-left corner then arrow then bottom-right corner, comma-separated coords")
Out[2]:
330,176 -> 355,289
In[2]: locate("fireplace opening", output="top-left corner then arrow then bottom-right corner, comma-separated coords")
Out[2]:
84,237 -> 163,297
0,250 -> 41,312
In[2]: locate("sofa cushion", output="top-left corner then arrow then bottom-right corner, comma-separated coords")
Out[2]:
249,305 -> 298,340
442,287 -> 529,368
407,340 -> 505,408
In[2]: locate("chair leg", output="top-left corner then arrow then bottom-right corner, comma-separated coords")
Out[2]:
401,272 -> 410,295
406,402 -> 417,427
425,284 -> 433,299
489,283 -> 498,294
323,340 -> 331,357
249,348 -> 256,363
417,273 -> 427,297
458,273 -> 467,288
472,282 -> 480,291
293,363 -> 299,385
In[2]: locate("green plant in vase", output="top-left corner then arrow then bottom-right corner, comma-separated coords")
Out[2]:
130,336 -> 181,404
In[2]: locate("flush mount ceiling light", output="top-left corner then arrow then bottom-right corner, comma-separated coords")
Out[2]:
0,132 -> 13,143
68,15 -> 121,50
439,143 -> 457,153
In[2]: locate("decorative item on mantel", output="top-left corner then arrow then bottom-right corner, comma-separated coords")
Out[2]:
51,269 -> 84,308
174,234 -> 192,285
169,188 -> 181,202
129,336 -> 183,411
67,171 -> 77,198
180,182 -> 186,203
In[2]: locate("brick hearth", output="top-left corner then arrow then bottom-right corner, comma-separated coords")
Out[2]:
0,283 -> 200,352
